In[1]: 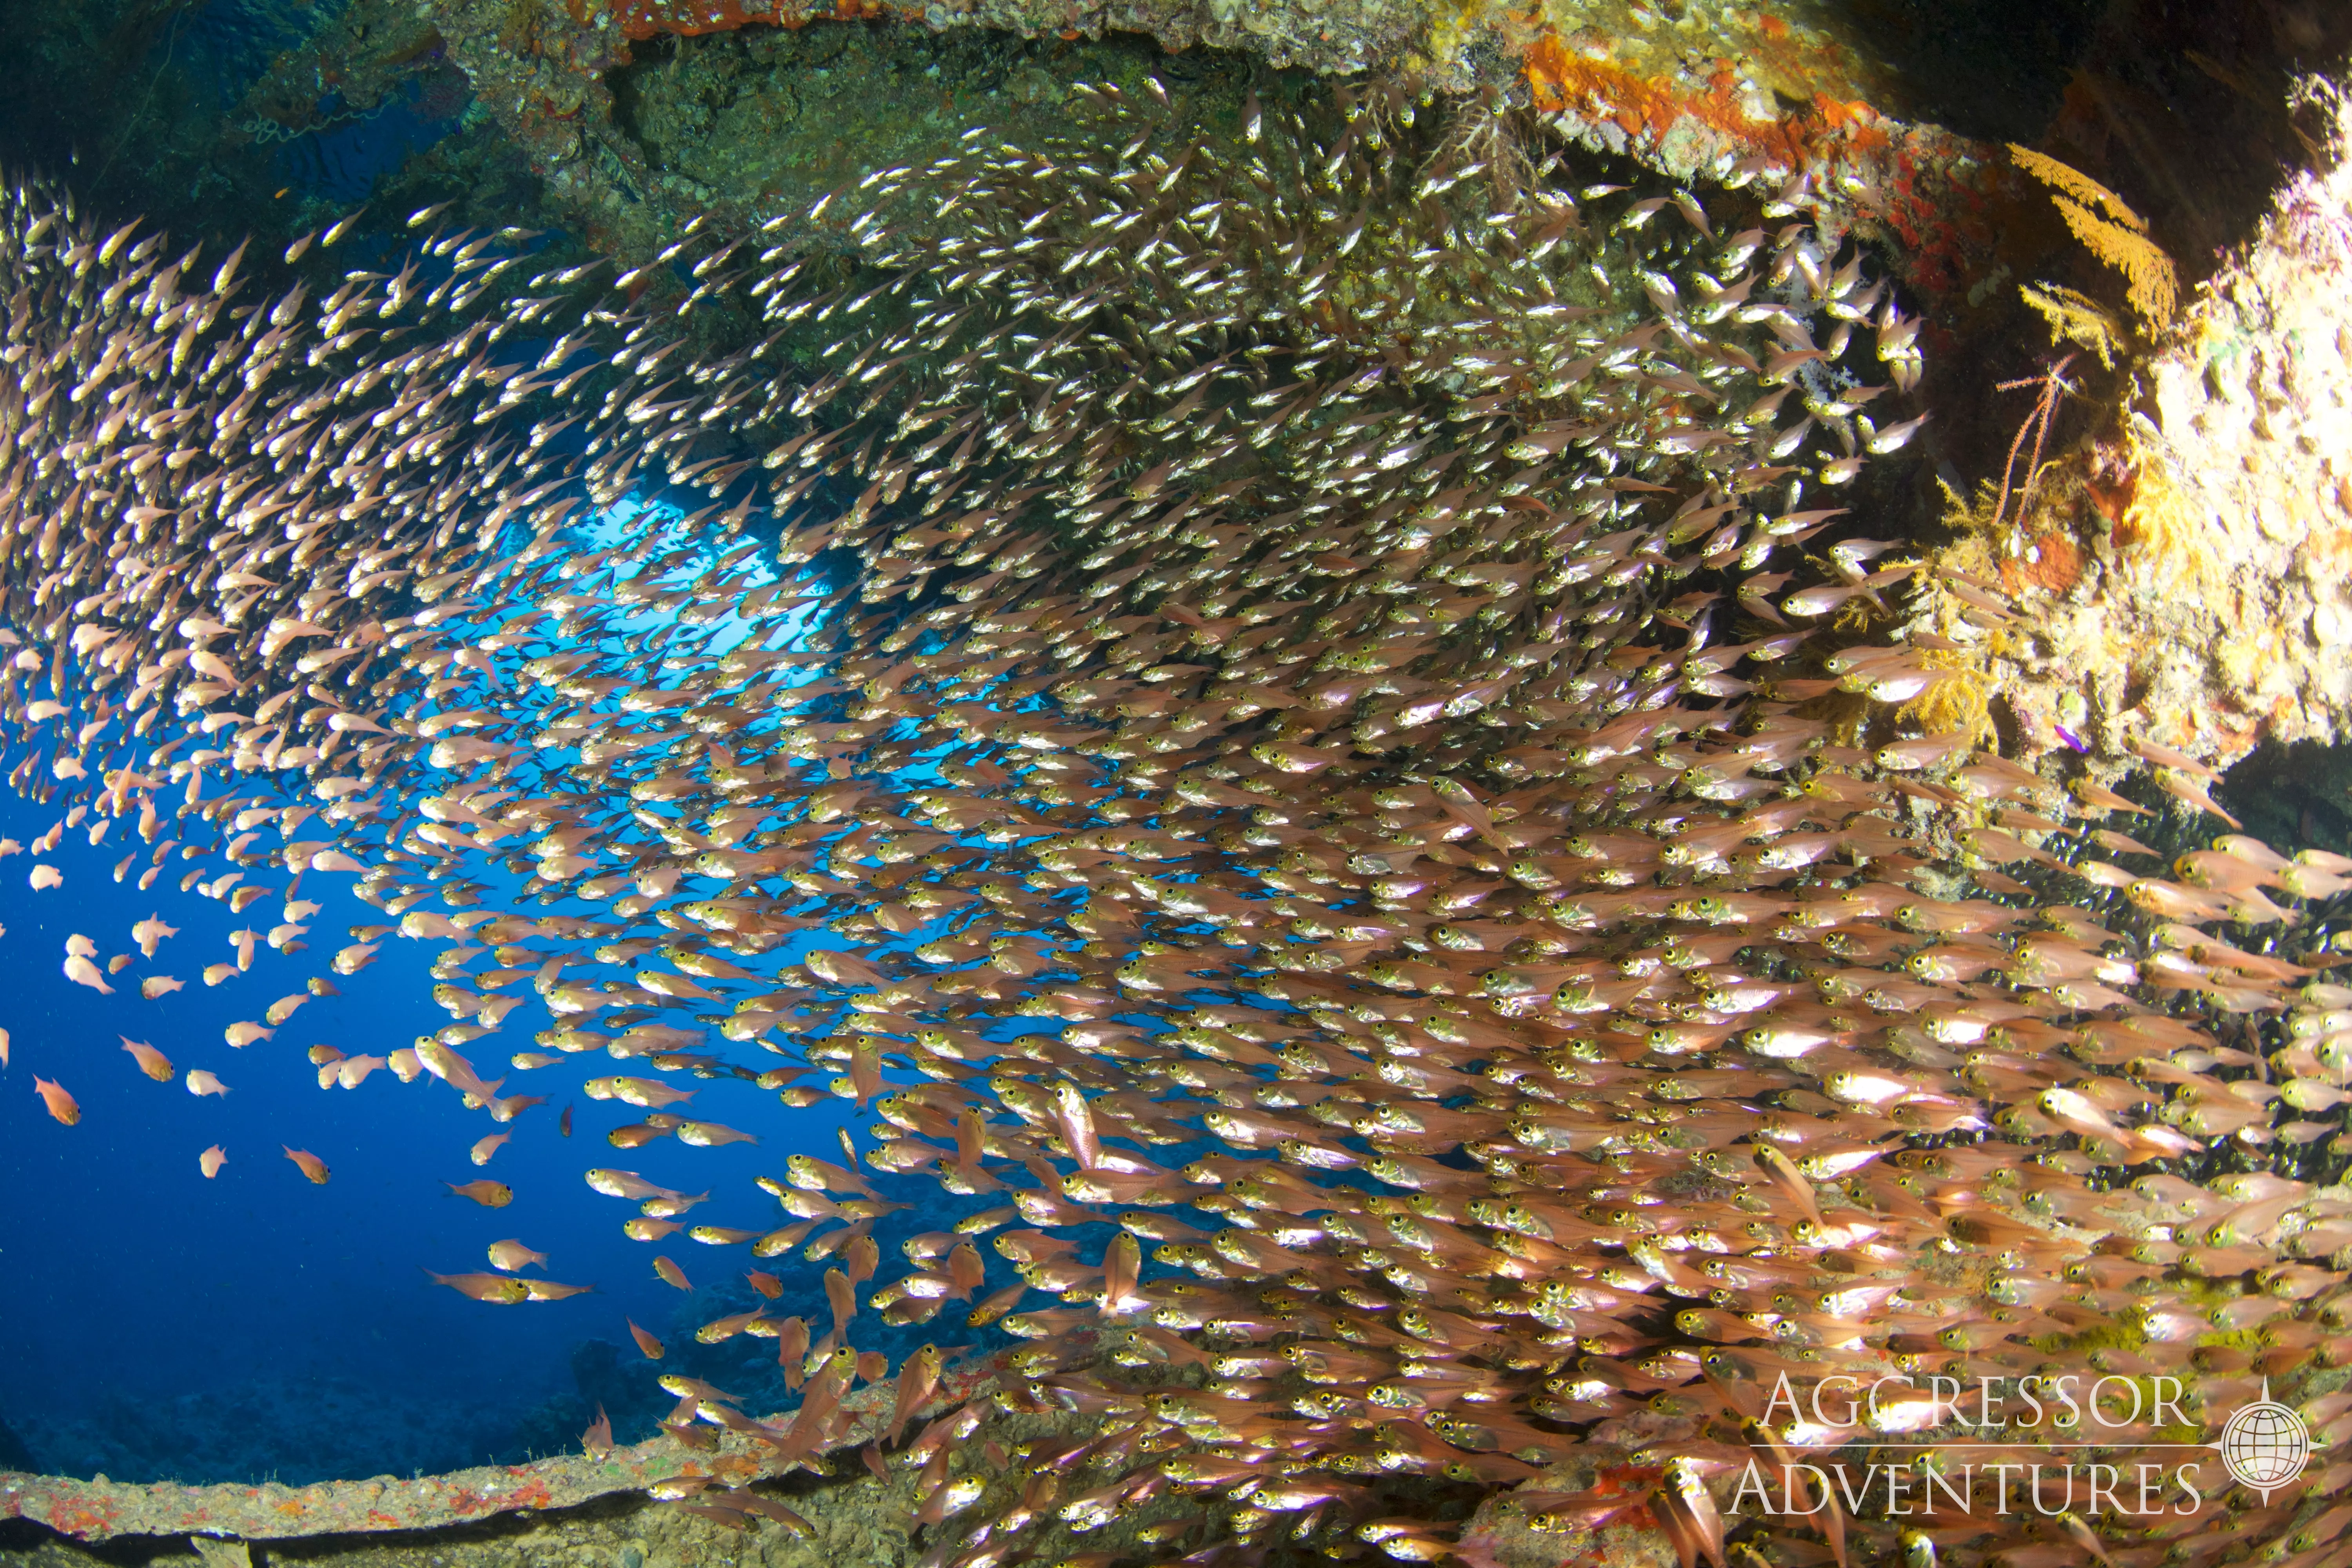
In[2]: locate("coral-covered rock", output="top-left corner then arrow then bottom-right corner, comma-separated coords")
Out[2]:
1924,74 -> 2352,779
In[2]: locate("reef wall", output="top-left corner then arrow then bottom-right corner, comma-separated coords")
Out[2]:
1920,73 -> 2352,779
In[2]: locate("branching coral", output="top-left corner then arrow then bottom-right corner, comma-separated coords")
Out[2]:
2019,280 -> 2125,369
1986,352 -> 2082,544
2011,143 -> 2181,331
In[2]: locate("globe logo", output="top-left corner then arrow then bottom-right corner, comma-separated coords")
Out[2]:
2219,1383 -> 2310,1503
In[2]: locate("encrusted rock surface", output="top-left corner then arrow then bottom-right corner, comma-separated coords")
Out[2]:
0,1349 -> 1002,1546
1916,73 -> 2352,782
429,0 -> 2012,303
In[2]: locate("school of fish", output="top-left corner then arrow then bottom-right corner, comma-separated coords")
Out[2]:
0,76 -> 2347,1568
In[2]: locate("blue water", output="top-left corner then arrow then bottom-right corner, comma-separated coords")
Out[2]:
0,498 -> 1002,1482
0,757 -> 913,1478
0,11 -> 1033,1485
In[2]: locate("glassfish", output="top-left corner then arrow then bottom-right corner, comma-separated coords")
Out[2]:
131,915 -> 177,956
336,1054 -> 387,1089
888,1343 -> 945,1445
487,1239 -> 547,1272
586,1168 -> 679,1201
521,1278 -> 594,1301
33,1076 -> 78,1125
445,1179 -> 512,1206
583,1075 -> 696,1109
120,1037 -> 173,1081
675,1120 -> 758,1147
425,1269 -> 529,1304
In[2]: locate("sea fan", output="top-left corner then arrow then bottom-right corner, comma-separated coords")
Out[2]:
2011,143 -> 2180,330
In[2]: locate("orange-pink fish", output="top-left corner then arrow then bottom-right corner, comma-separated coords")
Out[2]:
487,1239 -> 547,1272
34,1076 -> 78,1125
336,1054 -> 387,1089
425,1269 -> 529,1304
121,1038 -> 173,1082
